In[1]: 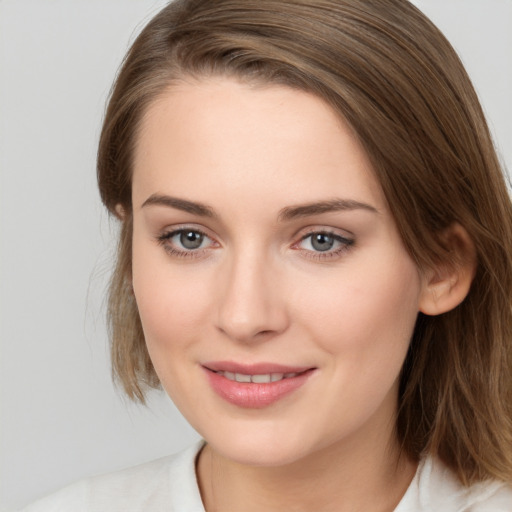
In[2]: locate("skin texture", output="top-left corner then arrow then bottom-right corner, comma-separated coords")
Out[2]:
130,78 -> 467,511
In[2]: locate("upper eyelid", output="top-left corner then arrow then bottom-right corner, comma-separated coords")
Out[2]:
294,225 -> 354,241
158,224 -> 215,239
295,231 -> 353,247
163,226 -> 208,236
300,230 -> 351,239
156,225 -> 213,244
160,227 -> 217,246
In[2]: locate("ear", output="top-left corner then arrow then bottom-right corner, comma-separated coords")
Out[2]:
114,203 -> 126,220
419,223 -> 477,316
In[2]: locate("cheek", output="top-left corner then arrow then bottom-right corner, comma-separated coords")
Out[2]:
132,259 -> 216,404
294,254 -> 421,430
295,254 -> 422,358
131,245 -> 213,355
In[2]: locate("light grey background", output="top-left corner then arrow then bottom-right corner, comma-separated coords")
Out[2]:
0,1 -> 510,510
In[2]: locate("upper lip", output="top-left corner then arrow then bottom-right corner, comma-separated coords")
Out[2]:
203,361 -> 314,374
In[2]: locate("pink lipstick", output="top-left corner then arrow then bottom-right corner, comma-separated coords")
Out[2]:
203,361 -> 315,408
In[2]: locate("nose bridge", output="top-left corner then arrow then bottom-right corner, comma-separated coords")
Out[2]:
216,242 -> 287,342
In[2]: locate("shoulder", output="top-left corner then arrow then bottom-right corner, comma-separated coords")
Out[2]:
19,441 -> 206,512
396,456 -> 512,512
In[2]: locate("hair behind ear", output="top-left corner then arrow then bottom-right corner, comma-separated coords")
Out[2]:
398,218 -> 512,485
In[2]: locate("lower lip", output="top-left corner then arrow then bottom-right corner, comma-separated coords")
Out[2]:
204,368 -> 315,409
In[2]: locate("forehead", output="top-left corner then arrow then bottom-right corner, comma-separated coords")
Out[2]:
132,77 -> 386,213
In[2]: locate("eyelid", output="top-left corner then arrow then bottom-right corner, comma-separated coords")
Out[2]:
296,230 -> 353,248
157,222 -> 217,241
155,224 -> 220,259
291,227 -> 355,260
293,225 -> 354,243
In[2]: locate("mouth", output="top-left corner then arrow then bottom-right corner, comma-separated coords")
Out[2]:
202,362 -> 316,408
212,370 -> 305,383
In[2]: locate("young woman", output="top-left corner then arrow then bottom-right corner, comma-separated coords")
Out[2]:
23,0 -> 512,510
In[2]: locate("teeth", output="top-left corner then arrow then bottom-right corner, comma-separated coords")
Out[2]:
218,371 -> 298,383
251,374 -> 271,383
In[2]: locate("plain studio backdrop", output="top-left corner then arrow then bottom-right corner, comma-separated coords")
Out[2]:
0,1 -> 510,510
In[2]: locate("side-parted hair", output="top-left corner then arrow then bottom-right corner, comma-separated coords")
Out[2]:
97,0 -> 512,485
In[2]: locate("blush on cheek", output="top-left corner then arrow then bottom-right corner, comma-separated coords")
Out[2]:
133,269 -> 213,345
305,265 -> 419,357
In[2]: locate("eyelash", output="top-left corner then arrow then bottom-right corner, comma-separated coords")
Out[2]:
294,230 -> 354,261
156,227 -> 215,259
155,227 -> 354,261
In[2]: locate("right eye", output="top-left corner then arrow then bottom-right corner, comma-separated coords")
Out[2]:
156,228 -> 216,257
174,230 -> 207,250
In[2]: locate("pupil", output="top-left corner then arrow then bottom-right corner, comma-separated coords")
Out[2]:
312,233 -> 334,252
180,231 -> 203,249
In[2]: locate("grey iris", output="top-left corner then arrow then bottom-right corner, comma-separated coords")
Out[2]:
311,233 -> 335,251
181,231 -> 203,249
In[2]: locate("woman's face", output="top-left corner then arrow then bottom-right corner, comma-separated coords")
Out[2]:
131,77 -> 427,466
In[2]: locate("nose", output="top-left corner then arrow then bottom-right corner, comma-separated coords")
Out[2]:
215,249 -> 289,343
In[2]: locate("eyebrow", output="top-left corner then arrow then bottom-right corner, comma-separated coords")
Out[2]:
141,194 -> 216,217
278,199 -> 378,221
141,194 -> 378,220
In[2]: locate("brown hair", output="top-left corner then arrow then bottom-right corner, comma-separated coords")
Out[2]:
97,0 -> 512,485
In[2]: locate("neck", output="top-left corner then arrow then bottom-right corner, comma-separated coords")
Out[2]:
196,417 -> 417,512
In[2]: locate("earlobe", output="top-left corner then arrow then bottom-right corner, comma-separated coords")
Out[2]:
419,224 -> 477,316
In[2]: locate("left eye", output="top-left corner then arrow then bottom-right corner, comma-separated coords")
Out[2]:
299,232 -> 351,252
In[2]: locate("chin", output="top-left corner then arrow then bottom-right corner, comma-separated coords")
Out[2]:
214,440 -> 309,468
199,418 -> 320,468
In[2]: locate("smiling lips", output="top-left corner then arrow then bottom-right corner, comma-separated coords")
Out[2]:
216,371 -> 301,383
203,362 -> 315,408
